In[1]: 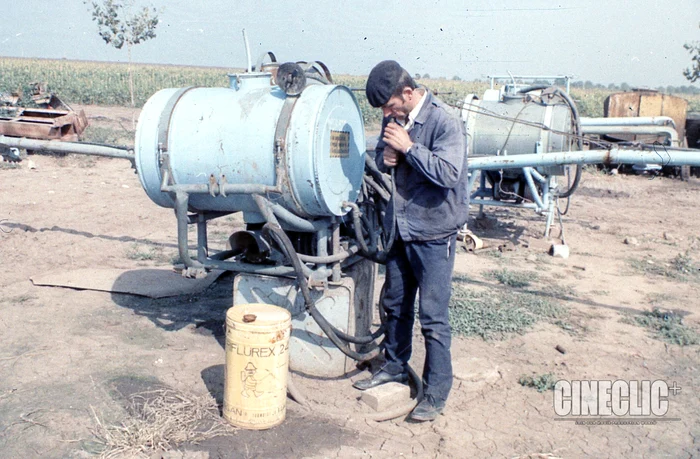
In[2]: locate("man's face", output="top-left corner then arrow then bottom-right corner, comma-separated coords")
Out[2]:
381,93 -> 410,119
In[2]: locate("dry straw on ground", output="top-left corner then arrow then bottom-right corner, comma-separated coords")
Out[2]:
91,388 -> 236,458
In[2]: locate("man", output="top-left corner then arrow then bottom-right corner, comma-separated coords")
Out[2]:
353,60 -> 469,422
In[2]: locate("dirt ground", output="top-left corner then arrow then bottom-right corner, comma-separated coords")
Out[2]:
1,105 -> 700,458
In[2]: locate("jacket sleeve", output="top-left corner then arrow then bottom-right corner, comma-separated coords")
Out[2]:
404,112 -> 465,188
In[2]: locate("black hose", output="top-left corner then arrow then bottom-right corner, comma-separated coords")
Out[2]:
517,84 -> 550,94
364,155 -> 393,191
262,223 -> 383,358
382,168 -> 397,254
554,88 -> 583,199
364,175 -> 391,202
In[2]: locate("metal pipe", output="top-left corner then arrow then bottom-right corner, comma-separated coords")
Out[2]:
252,194 -> 325,279
522,168 -> 545,210
162,182 -> 278,195
342,202 -> 370,254
242,29 -> 252,73
468,148 -> 700,171
579,126 -> 678,145
581,116 -> 676,129
186,211 -> 233,225
175,191 -> 204,269
331,219 -> 341,282
316,226 -> 329,273
219,183 -> 280,195
489,75 -> 572,90
268,202 -> 326,233
0,135 -> 133,160
467,198 -> 539,210
201,258 -> 324,277
197,213 -> 208,263
297,244 -> 359,264
527,167 -> 548,184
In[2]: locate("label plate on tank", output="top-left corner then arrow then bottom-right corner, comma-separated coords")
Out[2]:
329,130 -> 350,158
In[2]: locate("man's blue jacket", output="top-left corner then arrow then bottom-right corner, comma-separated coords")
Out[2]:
375,91 -> 470,242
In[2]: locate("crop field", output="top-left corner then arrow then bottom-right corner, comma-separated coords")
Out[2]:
3,57 -> 699,130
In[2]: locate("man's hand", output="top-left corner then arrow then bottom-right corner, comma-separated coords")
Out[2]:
383,122 -> 414,154
383,146 -> 401,167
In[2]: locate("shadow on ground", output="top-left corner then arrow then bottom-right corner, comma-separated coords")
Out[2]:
110,271 -> 236,348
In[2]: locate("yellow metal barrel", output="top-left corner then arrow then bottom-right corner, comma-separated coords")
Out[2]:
223,303 -> 291,430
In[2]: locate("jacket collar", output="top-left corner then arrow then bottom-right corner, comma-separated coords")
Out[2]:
412,88 -> 435,126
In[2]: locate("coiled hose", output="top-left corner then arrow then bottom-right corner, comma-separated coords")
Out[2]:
262,223 -> 382,358
517,85 -> 582,200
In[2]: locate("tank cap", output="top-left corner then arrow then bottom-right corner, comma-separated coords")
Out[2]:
276,62 -> 307,96
243,314 -> 257,323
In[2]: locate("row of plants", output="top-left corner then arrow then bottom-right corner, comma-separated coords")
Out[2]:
2,57 -> 698,129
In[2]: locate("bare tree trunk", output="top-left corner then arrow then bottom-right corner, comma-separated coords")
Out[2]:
127,43 -> 135,108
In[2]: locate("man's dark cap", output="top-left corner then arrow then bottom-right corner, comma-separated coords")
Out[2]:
366,60 -> 404,108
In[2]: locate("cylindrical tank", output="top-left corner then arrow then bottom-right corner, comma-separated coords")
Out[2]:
223,303 -> 291,430
135,73 -> 366,218
462,96 -> 573,157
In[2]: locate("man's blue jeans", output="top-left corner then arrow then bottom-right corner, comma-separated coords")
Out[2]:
380,233 -> 457,402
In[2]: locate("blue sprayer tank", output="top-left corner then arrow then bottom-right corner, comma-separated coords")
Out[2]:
135,72 -> 366,220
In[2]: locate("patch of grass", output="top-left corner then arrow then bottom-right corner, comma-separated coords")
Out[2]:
628,252 -> 699,281
0,294 -> 36,305
553,319 -> 578,334
644,292 -> 674,305
670,252 -> 696,276
208,229 -> 230,243
170,252 -> 183,265
91,388 -> 235,458
485,268 -> 536,288
0,161 -> 21,170
81,126 -> 125,145
126,243 -> 159,261
624,308 -> 700,346
125,243 -> 174,264
581,164 -> 610,176
449,285 -> 567,340
537,283 -> 578,300
12,294 -> 34,304
518,373 -> 558,392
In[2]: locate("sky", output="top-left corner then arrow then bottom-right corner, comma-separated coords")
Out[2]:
2,0 -> 699,88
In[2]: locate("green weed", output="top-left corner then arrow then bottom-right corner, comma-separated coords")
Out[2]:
629,252 -> 698,281
625,308 -> 700,346
0,161 -> 21,170
126,244 -> 159,261
518,373 -> 558,392
485,268 -> 536,288
449,284 -> 567,340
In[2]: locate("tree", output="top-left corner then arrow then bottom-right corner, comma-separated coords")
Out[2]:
683,38 -> 700,83
85,0 -> 159,106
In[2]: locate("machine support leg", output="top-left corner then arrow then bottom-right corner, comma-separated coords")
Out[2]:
478,171 -> 486,218
197,212 -> 208,263
175,191 -> 204,268
543,177 -> 557,238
